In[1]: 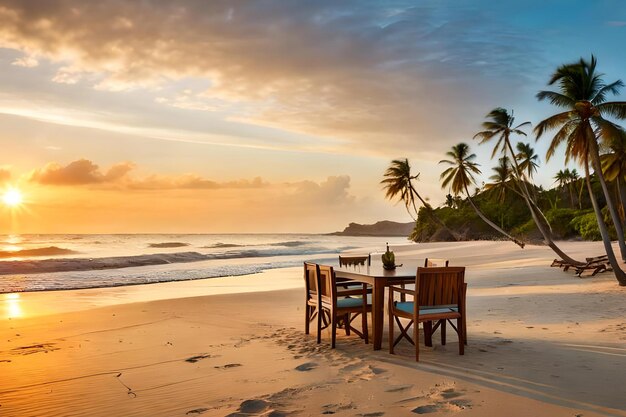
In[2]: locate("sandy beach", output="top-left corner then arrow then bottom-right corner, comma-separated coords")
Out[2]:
1,241 -> 626,416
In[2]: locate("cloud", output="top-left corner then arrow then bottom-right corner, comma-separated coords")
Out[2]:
29,159 -> 134,185
127,174 -> 267,190
286,176 -> 354,205
0,1 -> 539,154
11,55 -> 38,67
28,158 -> 268,190
607,21 -> 626,27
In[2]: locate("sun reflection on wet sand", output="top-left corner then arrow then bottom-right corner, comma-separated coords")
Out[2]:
3,293 -> 23,319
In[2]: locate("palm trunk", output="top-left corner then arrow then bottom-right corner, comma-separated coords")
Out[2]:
589,140 -> 626,262
464,185 -> 525,248
585,160 -> 626,286
568,183 -> 575,208
503,138 -> 583,265
617,176 -> 626,228
411,186 -> 461,241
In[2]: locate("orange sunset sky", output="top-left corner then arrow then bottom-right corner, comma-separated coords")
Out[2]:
0,1 -> 625,233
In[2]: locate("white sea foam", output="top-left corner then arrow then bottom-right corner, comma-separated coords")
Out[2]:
0,234 -> 412,292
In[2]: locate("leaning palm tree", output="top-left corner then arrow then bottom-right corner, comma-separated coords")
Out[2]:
440,143 -> 525,247
382,159 -> 460,240
474,108 -> 583,265
535,55 -> 626,284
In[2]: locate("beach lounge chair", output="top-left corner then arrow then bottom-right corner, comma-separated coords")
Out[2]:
551,255 -> 611,278
388,266 -> 466,361
317,264 -> 371,348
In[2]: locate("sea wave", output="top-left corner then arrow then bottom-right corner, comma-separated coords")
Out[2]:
269,240 -> 308,247
0,247 -> 344,276
148,242 -> 190,248
0,246 -> 79,258
203,243 -> 244,248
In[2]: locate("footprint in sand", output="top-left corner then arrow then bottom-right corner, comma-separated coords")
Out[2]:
214,363 -> 242,369
185,407 -> 209,415
412,404 -> 440,414
184,354 -> 213,363
11,343 -> 59,355
385,384 -> 413,393
295,362 -> 318,371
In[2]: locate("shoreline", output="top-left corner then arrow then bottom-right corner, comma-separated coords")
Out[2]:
1,241 -> 625,416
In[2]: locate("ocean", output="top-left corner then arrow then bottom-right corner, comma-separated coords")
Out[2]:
0,234 -> 411,293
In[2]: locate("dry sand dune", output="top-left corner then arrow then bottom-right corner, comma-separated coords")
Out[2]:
1,241 -> 625,416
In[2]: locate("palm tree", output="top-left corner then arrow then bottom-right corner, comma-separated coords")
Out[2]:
554,168 -> 576,207
516,142 -> 540,180
382,159 -> 460,240
440,143 -> 524,247
474,108 -> 583,265
535,55 -> 626,284
601,133 -> 626,226
554,169 -> 568,189
484,156 -> 512,203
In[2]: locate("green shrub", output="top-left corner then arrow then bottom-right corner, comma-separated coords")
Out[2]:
545,208 -> 586,238
570,212 -> 601,241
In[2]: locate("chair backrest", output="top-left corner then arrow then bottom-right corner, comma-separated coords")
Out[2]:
424,258 -> 450,267
339,254 -> 371,267
415,266 -> 465,308
304,262 -> 319,301
317,264 -> 337,305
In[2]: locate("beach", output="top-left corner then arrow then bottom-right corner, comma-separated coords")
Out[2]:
1,241 -> 626,416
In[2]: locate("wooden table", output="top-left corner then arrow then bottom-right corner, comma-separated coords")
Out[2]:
334,263 -> 418,350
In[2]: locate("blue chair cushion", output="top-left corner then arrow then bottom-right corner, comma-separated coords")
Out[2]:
337,295 -> 372,308
395,302 -> 457,315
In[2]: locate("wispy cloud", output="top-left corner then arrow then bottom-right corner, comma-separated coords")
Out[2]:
0,0 -> 539,155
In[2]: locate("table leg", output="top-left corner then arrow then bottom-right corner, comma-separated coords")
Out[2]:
372,281 -> 385,350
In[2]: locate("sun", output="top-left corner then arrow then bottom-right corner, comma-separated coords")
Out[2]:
2,188 -> 23,207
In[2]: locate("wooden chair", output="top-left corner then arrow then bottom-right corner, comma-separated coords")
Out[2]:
419,258 -> 467,346
388,266 -> 466,361
339,254 -> 371,267
317,264 -> 371,348
304,262 -> 322,338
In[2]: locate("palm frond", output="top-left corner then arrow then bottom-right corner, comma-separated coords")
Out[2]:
536,90 -> 576,107
534,111 -> 574,138
591,80 -> 624,104
596,102 -> 626,119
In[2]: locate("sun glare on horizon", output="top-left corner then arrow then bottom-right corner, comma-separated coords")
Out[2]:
2,188 -> 23,207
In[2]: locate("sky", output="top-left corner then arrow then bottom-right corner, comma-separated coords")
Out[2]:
0,0 -> 625,233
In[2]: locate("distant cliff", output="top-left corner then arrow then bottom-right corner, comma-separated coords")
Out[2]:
330,220 -> 414,237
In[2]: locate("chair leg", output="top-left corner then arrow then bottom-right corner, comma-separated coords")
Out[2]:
345,313 -> 351,336
388,303 -> 395,354
316,307 -> 323,344
424,321 -> 433,347
415,319 -> 420,362
458,317 -> 464,355
463,314 -> 468,345
305,305 -> 311,335
441,320 -> 447,345
362,310 -> 368,344
331,313 -> 337,349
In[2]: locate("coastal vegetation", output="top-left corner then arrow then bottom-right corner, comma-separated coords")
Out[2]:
384,56 -> 626,285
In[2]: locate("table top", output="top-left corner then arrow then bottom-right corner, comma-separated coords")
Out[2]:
334,262 -> 419,280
